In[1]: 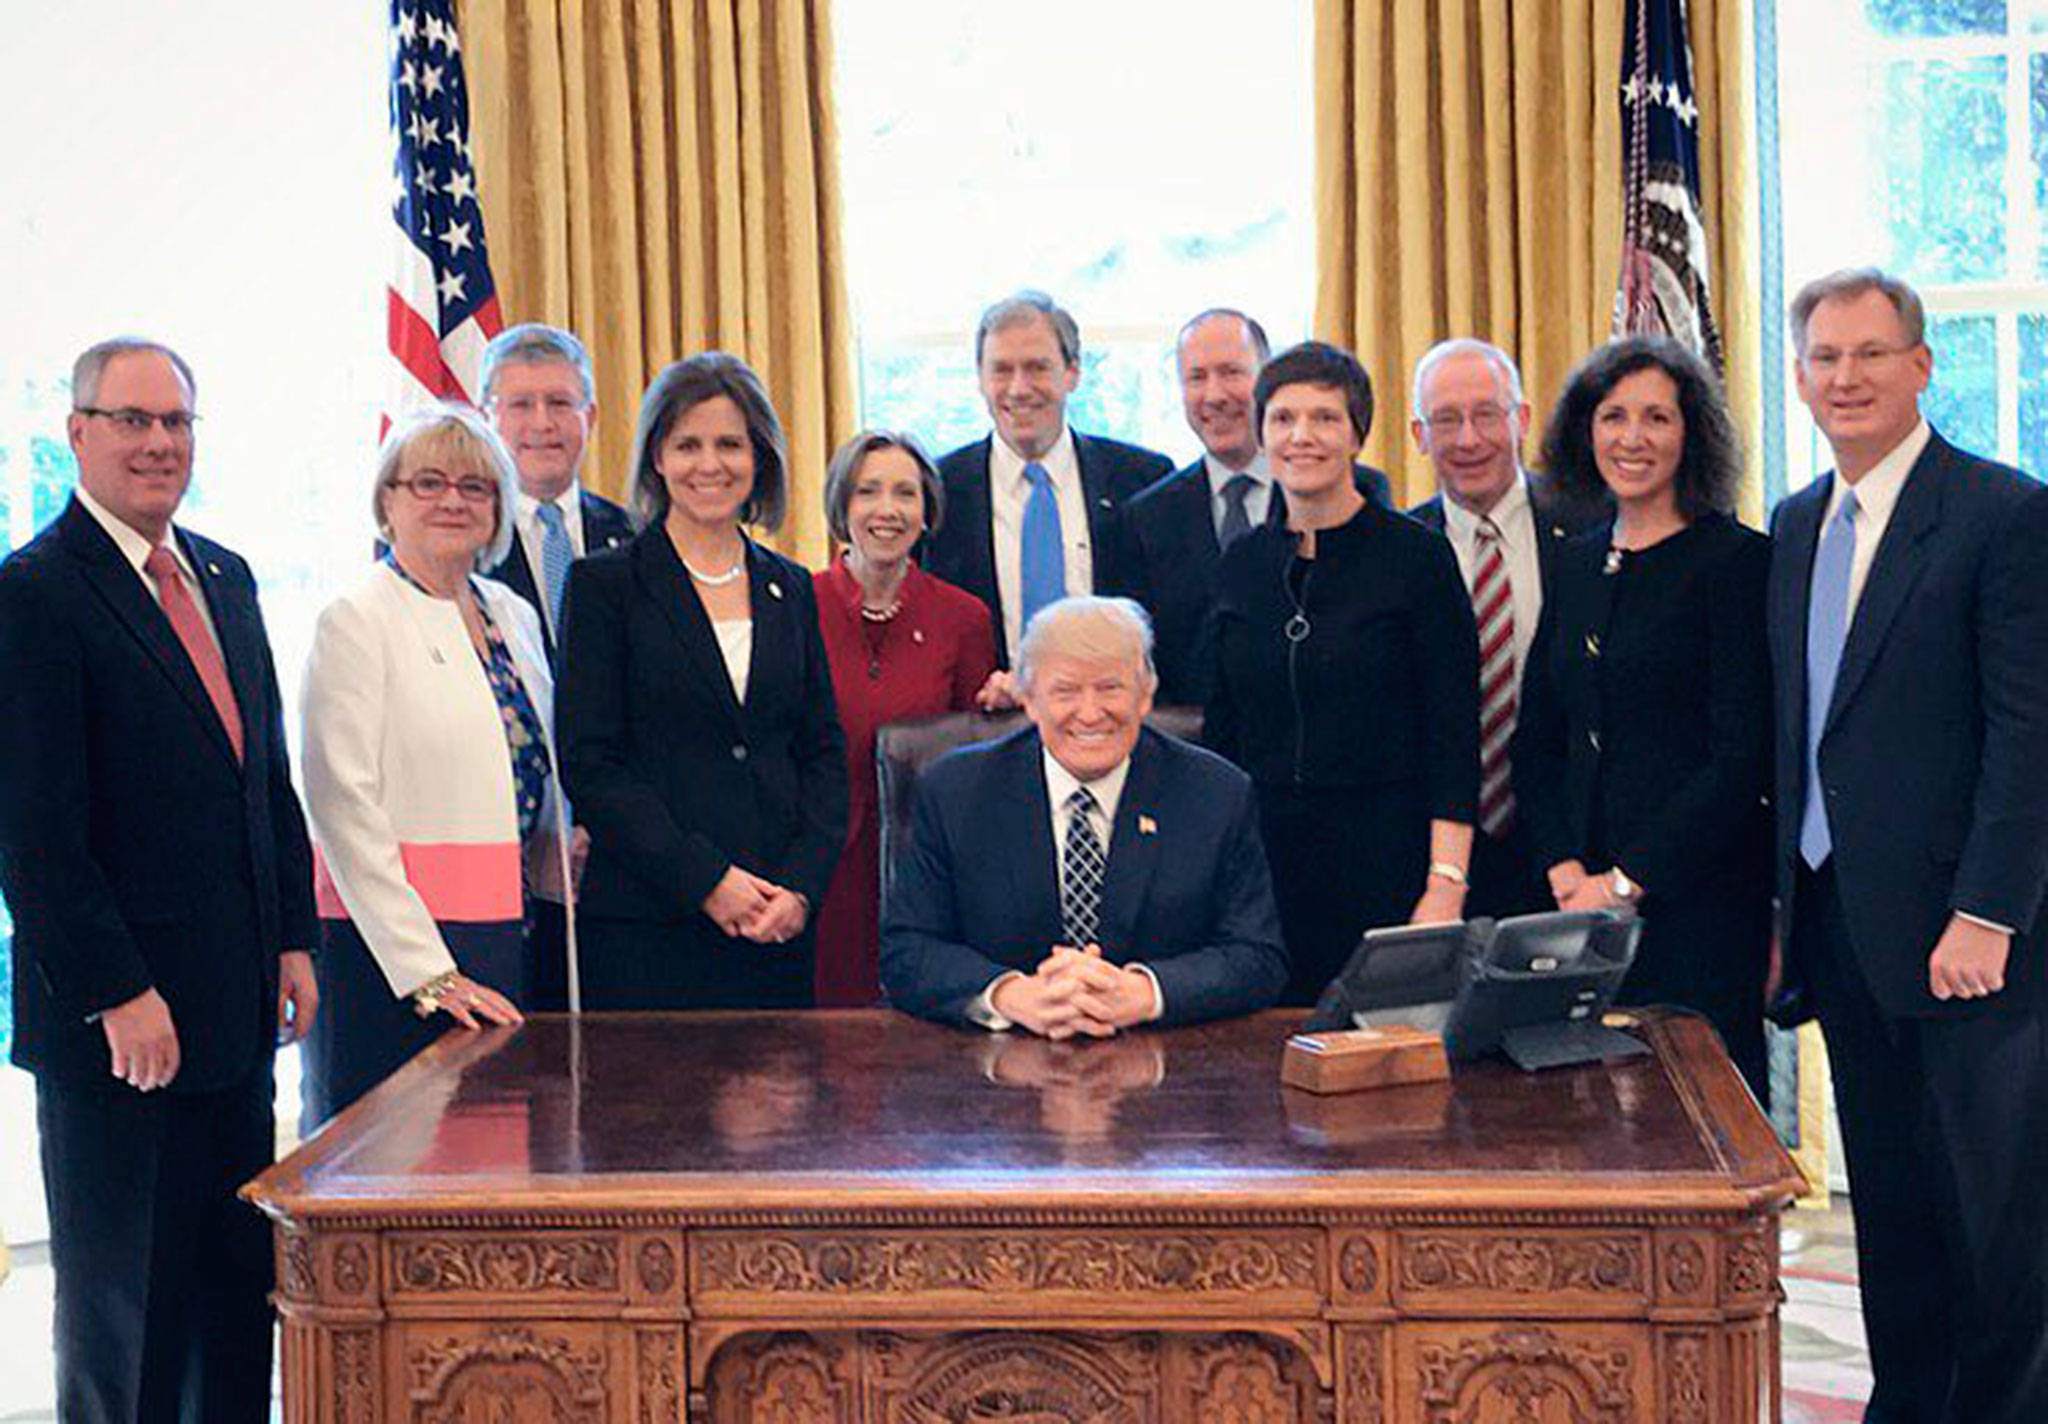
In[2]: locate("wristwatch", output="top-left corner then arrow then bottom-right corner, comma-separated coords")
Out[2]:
1608,867 -> 1641,903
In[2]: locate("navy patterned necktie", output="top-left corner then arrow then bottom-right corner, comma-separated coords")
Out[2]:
1060,785 -> 1104,947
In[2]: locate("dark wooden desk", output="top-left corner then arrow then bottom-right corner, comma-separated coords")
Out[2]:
248,1010 -> 1802,1423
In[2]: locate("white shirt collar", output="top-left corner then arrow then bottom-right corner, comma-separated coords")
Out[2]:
75,483 -> 192,581
1203,450 -> 1270,497
1826,418 -> 1929,527
1441,469 -> 1531,543
1042,743 -> 1133,828
992,425 -> 1077,492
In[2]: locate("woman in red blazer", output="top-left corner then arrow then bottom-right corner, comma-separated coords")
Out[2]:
812,432 -> 1005,1006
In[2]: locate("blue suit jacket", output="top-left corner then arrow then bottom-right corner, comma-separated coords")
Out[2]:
925,432 -> 1173,666
1768,432 -> 2048,1018
881,724 -> 1288,1027
0,499 -> 316,1090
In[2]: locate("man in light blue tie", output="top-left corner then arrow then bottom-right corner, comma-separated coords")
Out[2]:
480,323 -> 633,664
925,292 -> 1172,667
1768,267 -> 2048,1424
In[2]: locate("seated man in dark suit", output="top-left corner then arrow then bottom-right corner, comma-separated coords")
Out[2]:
1122,309 -> 1393,703
883,596 -> 1288,1036
479,322 -> 633,659
925,291 -> 1173,667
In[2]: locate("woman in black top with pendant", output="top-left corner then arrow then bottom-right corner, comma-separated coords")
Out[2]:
1205,342 -> 1481,1005
1514,336 -> 1771,1098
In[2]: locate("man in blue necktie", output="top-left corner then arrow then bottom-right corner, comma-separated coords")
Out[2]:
925,292 -> 1172,668
1768,268 -> 2048,1424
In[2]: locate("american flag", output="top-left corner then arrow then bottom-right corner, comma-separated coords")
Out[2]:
1614,0 -> 1723,370
385,0 -> 503,424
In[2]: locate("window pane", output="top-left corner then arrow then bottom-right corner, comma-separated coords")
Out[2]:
1879,56 -> 2008,282
2018,314 -> 2048,476
1865,0 -> 2006,35
1925,313 -> 1999,455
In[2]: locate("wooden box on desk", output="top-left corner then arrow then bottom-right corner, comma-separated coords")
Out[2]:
1281,1025 -> 1450,1093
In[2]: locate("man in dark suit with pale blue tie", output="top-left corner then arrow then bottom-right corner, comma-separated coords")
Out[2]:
1769,268 -> 2048,1423
925,292 -> 1173,668
480,323 -> 627,1009
0,339 -> 318,1423
1121,309 -> 1393,704
882,596 -> 1287,1036
479,322 -> 633,661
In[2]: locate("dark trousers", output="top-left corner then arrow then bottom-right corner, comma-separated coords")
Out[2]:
525,897 -> 571,1013
36,1069 -> 275,1424
1797,862 -> 2048,1424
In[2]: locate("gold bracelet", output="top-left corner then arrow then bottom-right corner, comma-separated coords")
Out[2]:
1427,861 -> 1468,888
411,968 -> 460,1019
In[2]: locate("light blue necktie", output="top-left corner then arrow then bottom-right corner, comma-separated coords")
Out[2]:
1018,461 -> 1066,633
536,500 -> 574,633
1800,489 -> 1859,869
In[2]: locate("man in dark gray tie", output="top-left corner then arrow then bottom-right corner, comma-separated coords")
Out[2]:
1768,268 -> 2048,1423
479,323 -> 632,662
883,596 -> 1287,1036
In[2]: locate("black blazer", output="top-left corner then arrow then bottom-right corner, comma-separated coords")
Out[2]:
1205,499 -> 1479,814
1124,459 -> 1395,705
0,500 -> 316,1091
1514,514 -> 1773,898
556,529 -> 848,924
925,431 -> 1173,664
1768,434 -> 2048,1019
485,488 -> 633,661
882,725 -> 1288,1026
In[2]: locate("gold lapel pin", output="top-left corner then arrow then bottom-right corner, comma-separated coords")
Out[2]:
1138,815 -> 1158,836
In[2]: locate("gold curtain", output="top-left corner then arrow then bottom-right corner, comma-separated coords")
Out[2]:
1314,0 -> 1761,521
462,0 -> 855,564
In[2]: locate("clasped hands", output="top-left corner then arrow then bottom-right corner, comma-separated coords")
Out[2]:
704,865 -> 809,944
989,943 -> 1157,1040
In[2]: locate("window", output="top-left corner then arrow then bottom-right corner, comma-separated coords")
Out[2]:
0,3 -> 388,1258
834,0 -> 1314,459
1774,0 -> 2048,491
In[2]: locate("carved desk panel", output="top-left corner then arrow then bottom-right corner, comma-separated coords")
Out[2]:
248,1010 -> 1802,1423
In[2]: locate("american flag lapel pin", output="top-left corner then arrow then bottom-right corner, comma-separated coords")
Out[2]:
1138,814 -> 1158,836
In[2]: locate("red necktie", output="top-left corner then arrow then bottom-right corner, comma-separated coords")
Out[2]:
144,545 -> 244,762
1472,517 -> 1516,836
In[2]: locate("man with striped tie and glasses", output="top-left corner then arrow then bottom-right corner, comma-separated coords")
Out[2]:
479,323 -> 625,1011
1407,338 -> 1604,921
882,597 -> 1287,1038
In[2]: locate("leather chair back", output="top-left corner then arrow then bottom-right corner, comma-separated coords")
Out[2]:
874,705 -> 1204,927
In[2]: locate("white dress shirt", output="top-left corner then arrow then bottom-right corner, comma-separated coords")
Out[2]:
712,618 -> 753,705
989,427 -> 1093,658
1440,471 -> 1542,672
969,748 -> 1163,1029
1825,418 -> 1930,620
74,483 -> 221,645
1204,452 -> 1275,540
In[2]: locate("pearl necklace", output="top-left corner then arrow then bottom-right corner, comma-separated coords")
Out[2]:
682,557 -> 745,587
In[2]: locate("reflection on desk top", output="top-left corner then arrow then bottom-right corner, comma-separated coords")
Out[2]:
248,1010 -> 1801,1218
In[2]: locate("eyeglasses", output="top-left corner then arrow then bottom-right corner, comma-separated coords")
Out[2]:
1422,404 -> 1511,438
490,394 -> 589,419
1802,343 -> 1917,374
388,470 -> 498,503
77,406 -> 200,438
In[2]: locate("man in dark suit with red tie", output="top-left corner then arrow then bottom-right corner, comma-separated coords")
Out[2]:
1770,270 -> 2048,1422
0,339 -> 318,1423
925,291 -> 1173,668
1405,338 -> 1605,920
1121,309 -> 1394,704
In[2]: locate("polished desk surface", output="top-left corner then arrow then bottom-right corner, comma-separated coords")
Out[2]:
250,1010 -> 1799,1220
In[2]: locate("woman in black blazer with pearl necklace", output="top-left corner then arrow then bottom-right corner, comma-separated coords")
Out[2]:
557,352 -> 847,1009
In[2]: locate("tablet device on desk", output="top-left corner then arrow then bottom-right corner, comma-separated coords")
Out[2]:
1443,909 -> 1648,1068
1304,920 -> 1491,1034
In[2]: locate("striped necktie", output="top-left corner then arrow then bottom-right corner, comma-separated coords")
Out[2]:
1060,786 -> 1104,947
536,499 -> 574,633
1473,516 -> 1517,837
